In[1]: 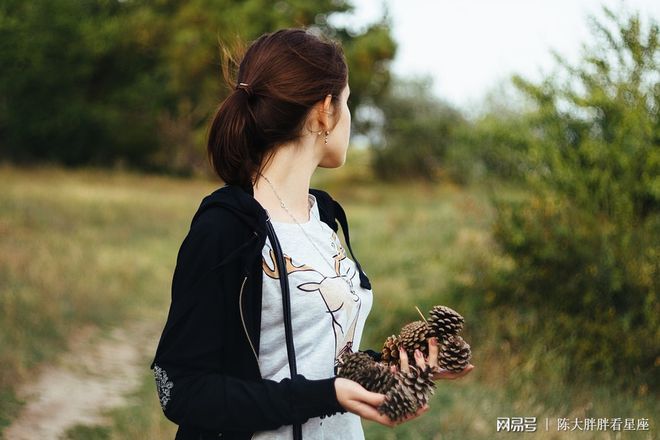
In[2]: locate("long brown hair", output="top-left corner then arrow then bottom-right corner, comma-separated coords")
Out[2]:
207,29 -> 348,189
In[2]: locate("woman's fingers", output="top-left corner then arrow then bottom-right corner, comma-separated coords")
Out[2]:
334,378 -> 396,427
399,347 -> 409,373
350,401 -> 396,427
428,337 -> 439,368
360,388 -> 387,407
334,377 -> 435,427
395,403 -> 430,424
337,379 -> 386,407
432,363 -> 475,380
414,349 -> 426,370
401,348 -> 438,372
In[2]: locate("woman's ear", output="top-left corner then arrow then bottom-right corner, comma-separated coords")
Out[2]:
305,94 -> 334,135
318,94 -> 334,131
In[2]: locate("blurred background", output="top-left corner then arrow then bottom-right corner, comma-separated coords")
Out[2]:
0,0 -> 657,439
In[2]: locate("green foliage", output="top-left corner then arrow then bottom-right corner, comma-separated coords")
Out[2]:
0,1 -> 396,173
490,194 -> 658,383
0,0 -> 167,167
371,77 -> 467,181
469,6 -> 659,389
511,7 -> 659,223
65,424 -> 111,440
337,22 -> 397,115
446,110 -> 534,184
0,387 -> 21,432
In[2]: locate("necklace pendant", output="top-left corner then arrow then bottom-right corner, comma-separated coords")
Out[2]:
280,201 -> 286,208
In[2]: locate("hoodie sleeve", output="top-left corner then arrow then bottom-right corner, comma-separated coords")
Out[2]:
151,206 -> 345,433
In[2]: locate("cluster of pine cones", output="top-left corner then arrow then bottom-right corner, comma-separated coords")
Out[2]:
336,305 -> 471,421
382,305 -> 471,372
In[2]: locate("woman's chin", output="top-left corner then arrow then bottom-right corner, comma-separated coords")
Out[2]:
318,151 -> 347,169
318,158 -> 345,169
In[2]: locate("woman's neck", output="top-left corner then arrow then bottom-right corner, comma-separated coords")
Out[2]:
252,143 -> 320,223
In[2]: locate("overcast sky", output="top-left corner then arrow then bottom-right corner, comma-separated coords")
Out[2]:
339,0 -> 660,112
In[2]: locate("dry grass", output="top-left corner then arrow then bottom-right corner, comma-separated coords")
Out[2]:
0,163 -> 215,430
1,156 -> 656,439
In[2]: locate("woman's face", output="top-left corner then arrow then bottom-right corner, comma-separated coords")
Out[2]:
319,83 -> 351,168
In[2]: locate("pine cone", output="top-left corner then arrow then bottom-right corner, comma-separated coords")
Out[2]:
364,368 -> 397,394
381,335 -> 400,366
378,366 -> 436,421
428,305 -> 464,338
397,365 -> 436,407
438,335 -> 471,372
378,380 -> 418,422
336,351 -> 438,422
398,320 -> 431,359
336,352 -> 376,382
336,352 -> 395,394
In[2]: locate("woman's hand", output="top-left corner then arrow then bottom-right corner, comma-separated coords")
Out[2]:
334,377 -> 393,426
335,335 -> 474,427
395,337 -> 475,380
334,378 -> 429,427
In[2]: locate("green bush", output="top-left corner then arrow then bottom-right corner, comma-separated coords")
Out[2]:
462,5 -> 659,390
0,0 -> 167,167
446,111 -> 534,184
490,193 -> 658,383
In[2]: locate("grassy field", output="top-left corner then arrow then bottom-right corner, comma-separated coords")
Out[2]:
1,152 -> 656,439
0,163 -> 215,434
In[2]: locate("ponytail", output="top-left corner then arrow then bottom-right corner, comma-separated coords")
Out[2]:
207,88 -> 265,189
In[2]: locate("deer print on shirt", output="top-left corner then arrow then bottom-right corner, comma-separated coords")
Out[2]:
262,231 -> 361,364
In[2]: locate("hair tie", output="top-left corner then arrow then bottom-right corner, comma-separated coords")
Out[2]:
235,82 -> 253,98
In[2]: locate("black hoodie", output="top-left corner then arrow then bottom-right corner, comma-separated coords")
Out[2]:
150,183 -> 373,440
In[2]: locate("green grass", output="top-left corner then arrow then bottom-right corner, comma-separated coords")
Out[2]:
1,152 -> 656,439
63,368 -> 177,440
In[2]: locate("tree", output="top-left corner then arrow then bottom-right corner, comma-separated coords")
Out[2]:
511,5 -> 659,223
0,0 -> 397,173
369,76 -> 466,181
0,0 -> 168,167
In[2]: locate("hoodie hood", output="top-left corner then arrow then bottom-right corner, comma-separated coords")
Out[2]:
192,184 -> 268,234
192,183 -> 371,290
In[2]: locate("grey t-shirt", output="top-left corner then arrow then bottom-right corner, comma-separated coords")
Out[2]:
253,194 -> 373,440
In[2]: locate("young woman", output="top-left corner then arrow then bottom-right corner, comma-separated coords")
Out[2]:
151,28 -> 472,440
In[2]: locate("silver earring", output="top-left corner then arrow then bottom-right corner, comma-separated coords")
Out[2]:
324,131 -> 329,144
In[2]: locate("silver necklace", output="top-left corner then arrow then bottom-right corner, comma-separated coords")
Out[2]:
258,172 -> 355,293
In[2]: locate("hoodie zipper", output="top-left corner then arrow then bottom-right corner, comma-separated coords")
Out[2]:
238,274 -> 261,376
265,218 -> 303,440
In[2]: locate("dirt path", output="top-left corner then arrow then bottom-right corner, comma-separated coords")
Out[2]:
3,321 -> 157,440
